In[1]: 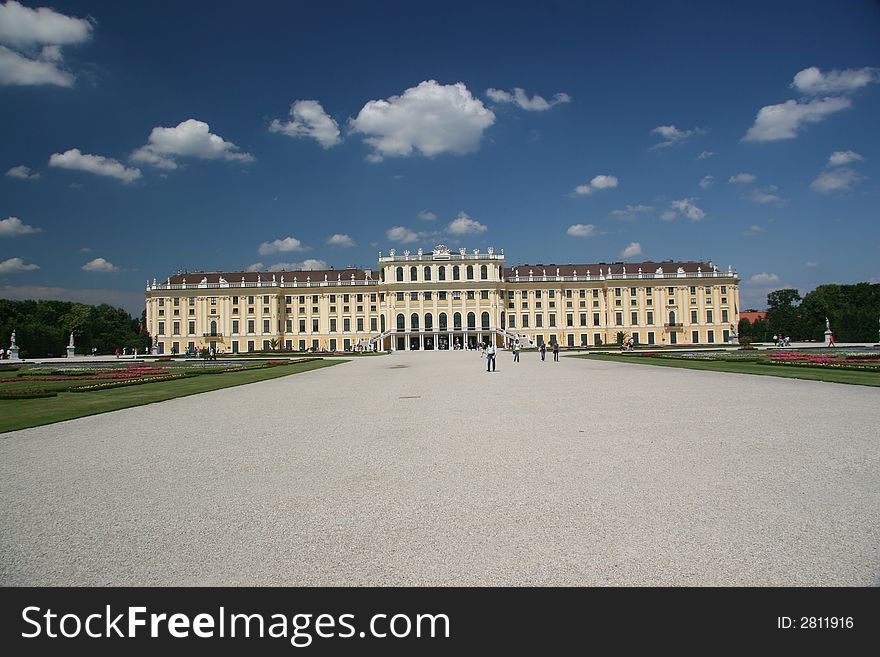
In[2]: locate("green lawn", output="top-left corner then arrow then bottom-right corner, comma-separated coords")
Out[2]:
0,359 -> 342,433
576,353 -> 880,387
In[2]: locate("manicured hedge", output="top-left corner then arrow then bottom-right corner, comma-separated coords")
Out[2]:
0,387 -> 57,400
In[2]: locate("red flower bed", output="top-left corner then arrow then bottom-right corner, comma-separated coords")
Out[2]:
770,352 -> 838,364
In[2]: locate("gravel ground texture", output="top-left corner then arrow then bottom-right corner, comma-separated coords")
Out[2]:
1,350 -> 878,586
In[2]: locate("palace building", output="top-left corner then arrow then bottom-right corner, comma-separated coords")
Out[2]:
144,245 -> 740,354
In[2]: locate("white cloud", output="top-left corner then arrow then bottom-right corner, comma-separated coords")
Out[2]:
258,236 -> 308,255
698,175 -> 714,189
0,1 -> 92,87
131,119 -> 254,169
267,259 -> 326,272
810,167 -> 864,194
697,150 -> 714,159
660,210 -> 677,221
82,257 -> 119,272
269,99 -> 341,149
327,233 -> 355,247
386,226 -> 421,244
650,124 -> 702,148
0,44 -> 73,86
349,80 -> 495,161
485,87 -> 571,111
743,96 -> 852,142
572,174 -> 618,196
447,212 -> 487,235
729,172 -> 756,184
749,272 -> 779,284
417,210 -> 437,221
791,66 -> 879,95
669,198 -> 706,221
742,224 -> 764,237
5,164 -> 39,179
805,261 -> 818,268
827,150 -> 863,167
0,256 -> 38,273
590,174 -> 617,189
745,186 -> 787,205
129,147 -> 176,170
620,242 -> 642,258
0,216 -> 40,236
49,148 -> 142,183
566,223 -> 598,237
0,1 -> 92,49
610,204 -> 653,220
247,260 -> 327,272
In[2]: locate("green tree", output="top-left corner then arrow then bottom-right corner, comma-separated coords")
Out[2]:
799,283 -> 880,342
766,289 -> 805,340
750,317 -> 771,342
0,299 -> 145,357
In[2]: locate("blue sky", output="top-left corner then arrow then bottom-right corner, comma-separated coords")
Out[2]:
1,0 -> 878,314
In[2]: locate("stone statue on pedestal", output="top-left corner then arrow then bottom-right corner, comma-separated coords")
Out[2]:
824,317 -> 834,347
8,329 -> 20,359
66,331 -> 76,358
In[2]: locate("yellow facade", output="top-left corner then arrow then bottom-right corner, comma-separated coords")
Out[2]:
144,245 -> 740,354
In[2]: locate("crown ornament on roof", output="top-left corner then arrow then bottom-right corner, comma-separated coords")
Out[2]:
432,244 -> 450,255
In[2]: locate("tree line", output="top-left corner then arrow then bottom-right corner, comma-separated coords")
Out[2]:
0,299 -> 151,358
738,283 -> 880,343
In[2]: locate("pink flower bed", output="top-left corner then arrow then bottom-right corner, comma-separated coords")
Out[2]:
5,374 -> 149,382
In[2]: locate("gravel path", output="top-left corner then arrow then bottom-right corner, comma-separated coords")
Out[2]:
1,350 -> 878,586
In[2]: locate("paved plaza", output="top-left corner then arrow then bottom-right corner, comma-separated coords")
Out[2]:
1,350 -> 878,586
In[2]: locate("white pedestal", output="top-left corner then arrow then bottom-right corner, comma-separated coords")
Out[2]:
66,346 -> 76,358
8,346 -> 20,359
824,330 -> 833,347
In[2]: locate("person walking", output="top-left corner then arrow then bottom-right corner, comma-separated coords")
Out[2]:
552,341 -> 559,362
540,342 -> 546,361
513,339 -> 521,363
486,341 -> 496,372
